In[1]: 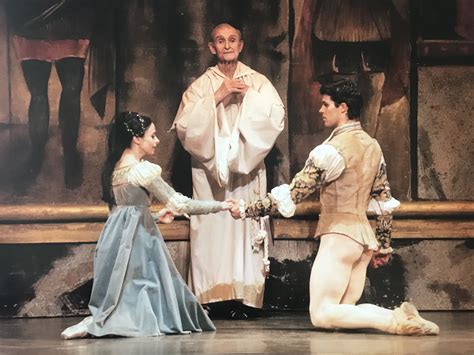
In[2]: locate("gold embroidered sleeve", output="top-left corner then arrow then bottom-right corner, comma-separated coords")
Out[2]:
244,159 -> 325,219
245,194 -> 276,219
289,159 -> 325,204
371,161 -> 392,202
371,161 -> 394,254
375,214 -> 393,254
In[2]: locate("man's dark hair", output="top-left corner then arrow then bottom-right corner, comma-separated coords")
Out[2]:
320,80 -> 363,119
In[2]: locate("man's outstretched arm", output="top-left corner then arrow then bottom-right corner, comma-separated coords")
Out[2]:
232,144 -> 345,219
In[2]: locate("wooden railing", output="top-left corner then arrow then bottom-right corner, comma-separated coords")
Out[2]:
0,201 -> 473,243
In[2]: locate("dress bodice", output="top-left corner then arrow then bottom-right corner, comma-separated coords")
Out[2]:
112,165 -> 151,207
111,160 -> 223,216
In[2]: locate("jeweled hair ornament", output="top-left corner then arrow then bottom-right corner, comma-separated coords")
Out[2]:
123,112 -> 146,137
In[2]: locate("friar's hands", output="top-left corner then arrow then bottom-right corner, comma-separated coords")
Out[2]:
214,79 -> 249,104
157,208 -> 174,224
370,251 -> 392,268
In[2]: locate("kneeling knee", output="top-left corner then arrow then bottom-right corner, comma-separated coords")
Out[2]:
310,305 -> 334,329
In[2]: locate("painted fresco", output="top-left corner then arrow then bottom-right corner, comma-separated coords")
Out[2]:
0,0 -> 413,204
417,0 -> 474,40
289,0 -> 411,199
0,0 -> 289,204
0,0 -> 115,203
416,0 -> 474,200
0,0 -> 471,201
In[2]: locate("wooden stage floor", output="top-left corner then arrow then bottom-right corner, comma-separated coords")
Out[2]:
0,311 -> 472,354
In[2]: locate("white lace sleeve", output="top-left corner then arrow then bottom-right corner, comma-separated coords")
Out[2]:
170,193 -> 224,216
129,162 -> 223,216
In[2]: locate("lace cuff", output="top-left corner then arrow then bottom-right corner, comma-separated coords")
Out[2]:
166,193 -> 192,217
166,192 -> 223,216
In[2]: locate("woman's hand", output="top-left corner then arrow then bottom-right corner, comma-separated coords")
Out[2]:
157,208 -> 174,224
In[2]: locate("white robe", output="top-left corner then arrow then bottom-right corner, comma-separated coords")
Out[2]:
171,62 -> 285,307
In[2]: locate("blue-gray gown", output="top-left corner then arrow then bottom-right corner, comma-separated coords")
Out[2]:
84,161 -> 220,337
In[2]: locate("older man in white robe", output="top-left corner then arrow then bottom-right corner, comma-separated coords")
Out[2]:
171,23 -> 285,314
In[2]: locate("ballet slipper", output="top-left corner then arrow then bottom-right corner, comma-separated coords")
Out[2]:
400,302 -> 440,335
392,307 -> 428,336
61,316 -> 93,340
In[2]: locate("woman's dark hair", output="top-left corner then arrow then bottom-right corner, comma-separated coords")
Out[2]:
319,79 -> 363,119
101,111 -> 152,207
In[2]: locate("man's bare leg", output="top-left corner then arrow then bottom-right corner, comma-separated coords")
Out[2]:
340,247 -> 372,305
309,233 -> 401,333
309,234 -> 438,335
340,248 -> 394,317
337,242 -> 439,334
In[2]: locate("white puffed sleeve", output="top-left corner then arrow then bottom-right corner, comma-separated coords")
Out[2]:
367,198 -> 401,215
308,144 -> 345,184
128,161 -> 162,187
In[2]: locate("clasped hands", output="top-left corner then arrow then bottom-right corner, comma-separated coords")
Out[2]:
159,200 -> 392,268
214,79 -> 249,105
156,199 -> 241,224
223,198 -> 242,219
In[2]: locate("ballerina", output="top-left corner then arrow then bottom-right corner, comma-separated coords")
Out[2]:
62,111 -> 230,339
